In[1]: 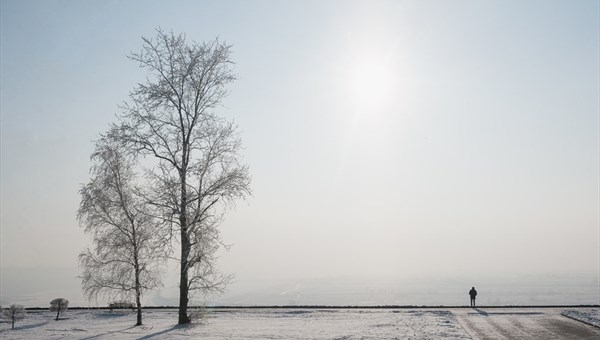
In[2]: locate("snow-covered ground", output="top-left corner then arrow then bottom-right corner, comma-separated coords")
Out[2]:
0,308 -> 470,339
562,308 -> 600,328
2,308 -> 599,339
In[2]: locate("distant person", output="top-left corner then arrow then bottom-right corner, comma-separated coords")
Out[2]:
469,287 -> 477,307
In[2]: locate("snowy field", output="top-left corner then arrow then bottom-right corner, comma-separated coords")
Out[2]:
0,308 -> 469,339
1,308 -> 599,339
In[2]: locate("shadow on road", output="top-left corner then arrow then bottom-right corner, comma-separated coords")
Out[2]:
473,308 -> 488,316
468,308 -> 543,316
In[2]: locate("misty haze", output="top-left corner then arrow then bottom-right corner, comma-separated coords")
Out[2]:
1,0 -> 599,339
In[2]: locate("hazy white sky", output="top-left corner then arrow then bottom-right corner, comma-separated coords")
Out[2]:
1,0 -> 598,306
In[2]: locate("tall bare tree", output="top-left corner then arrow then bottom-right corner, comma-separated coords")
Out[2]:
78,141 -> 165,326
109,29 -> 251,324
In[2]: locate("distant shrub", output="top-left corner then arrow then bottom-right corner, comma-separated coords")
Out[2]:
50,298 -> 69,321
189,304 -> 208,324
3,304 -> 26,329
109,301 -> 135,312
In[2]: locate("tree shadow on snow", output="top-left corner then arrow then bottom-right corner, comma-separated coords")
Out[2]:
137,323 -> 193,339
80,325 -> 137,339
11,321 -> 51,331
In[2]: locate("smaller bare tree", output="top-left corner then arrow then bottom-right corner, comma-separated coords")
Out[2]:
50,298 -> 68,321
3,304 -> 25,329
78,140 -> 166,326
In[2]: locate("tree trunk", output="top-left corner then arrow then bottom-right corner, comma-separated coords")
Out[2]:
55,306 -> 60,321
11,316 -> 14,329
134,270 -> 143,326
133,227 -> 143,326
178,167 -> 191,324
136,296 -> 142,326
178,247 -> 190,324
135,267 -> 142,326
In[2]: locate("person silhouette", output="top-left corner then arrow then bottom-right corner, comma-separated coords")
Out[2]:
469,287 -> 477,307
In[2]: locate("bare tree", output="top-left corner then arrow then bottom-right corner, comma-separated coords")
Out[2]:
78,141 -> 165,326
2,304 -> 25,329
108,29 -> 251,324
49,298 -> 68,321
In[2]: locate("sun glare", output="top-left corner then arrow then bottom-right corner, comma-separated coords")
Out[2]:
349,55 -> 395,111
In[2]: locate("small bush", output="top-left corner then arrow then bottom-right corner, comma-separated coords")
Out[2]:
189,305 -> 208,324
109,301 -> 135,312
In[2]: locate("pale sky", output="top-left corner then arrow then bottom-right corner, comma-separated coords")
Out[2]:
1,0 -> 599,306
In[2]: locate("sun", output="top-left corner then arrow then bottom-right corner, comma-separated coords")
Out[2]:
345,52 -> 396,113
351,57 -> 393,107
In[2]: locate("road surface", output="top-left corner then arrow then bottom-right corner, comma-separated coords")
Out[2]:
454,308 -> 600,339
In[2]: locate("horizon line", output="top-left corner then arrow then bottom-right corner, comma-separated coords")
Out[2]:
21,304 -> 600,310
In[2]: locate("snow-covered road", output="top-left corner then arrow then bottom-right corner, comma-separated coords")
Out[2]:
454,308 -> 600,340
